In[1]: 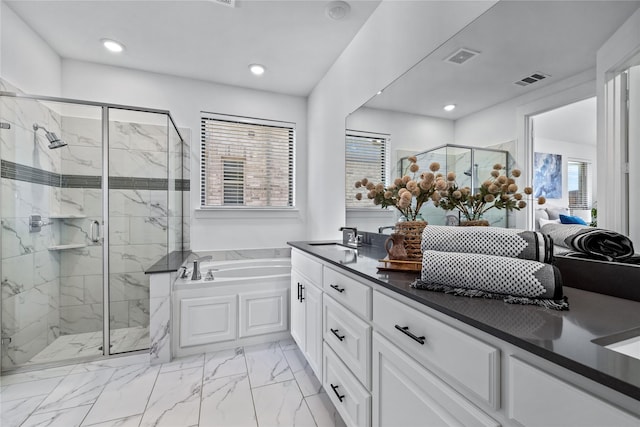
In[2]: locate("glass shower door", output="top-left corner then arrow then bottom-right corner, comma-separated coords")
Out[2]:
107,108 -> 169,354
0,95 -> 105,369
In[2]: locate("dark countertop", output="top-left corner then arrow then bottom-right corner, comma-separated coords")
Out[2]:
288,240 -> 640,402
145,250 -> 193,274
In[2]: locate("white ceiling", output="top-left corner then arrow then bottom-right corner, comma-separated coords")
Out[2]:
6,0 -> 381,96
363,1 -> 640,120
533,97 -> 597,146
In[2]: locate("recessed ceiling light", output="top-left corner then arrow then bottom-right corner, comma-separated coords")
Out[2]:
102,39 -> 124,53
249,64 -> 266,76
325,1 -> 351,21
443,104 -> 456,112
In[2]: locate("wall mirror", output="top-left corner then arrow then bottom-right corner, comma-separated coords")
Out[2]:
345,0 -> 640,235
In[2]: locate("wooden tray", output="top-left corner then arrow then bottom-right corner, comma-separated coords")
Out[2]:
377,259 -> 422,272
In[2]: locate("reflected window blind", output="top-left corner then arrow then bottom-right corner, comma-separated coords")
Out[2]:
568,160 -> 591,210
346,130 -> 389,208
201,114 -> 295,207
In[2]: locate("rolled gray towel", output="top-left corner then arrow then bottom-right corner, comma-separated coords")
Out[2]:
412,250 -> 568,310
421,225 -> 553,263
541,223 -> 635,262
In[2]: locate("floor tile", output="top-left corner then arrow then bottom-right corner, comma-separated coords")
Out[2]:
0,365 -> 75,387
21,404 -> 92,427
0,395 -> 46,427
160,353 -> 204,373
139,366 -> 203,427
277,338 -> 298,351
283,348 -> 323,397
244,342 -> 294,388
203,347 -> 246,381
199,372 -> 257,427
34,368 -> 115,413
70,353 -> 149,374
305,392 -> 347,427
82,414 -> 143,427
253,379 -> 316,427
0,377 -> 63,403
82,364 -> 160,426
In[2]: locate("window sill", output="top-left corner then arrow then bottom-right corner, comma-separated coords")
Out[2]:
194,207 -> 300,220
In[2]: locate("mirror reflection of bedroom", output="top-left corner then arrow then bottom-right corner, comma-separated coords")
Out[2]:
531,97 -> 596,230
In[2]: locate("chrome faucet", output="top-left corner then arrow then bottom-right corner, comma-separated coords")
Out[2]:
190,255 -> 213,280
339,227 -> 362,248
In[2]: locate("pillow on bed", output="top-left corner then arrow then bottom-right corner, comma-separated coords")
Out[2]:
546,207 -> 570,220
539,218 -> 561,228
559,214 -> 588,225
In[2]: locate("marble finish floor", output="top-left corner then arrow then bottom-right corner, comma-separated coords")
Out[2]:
25,327 -> 149,366
0,339 -> 346,427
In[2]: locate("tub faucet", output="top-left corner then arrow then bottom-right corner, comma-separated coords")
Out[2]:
378,225 -> 395,234
191,256 -> 213,281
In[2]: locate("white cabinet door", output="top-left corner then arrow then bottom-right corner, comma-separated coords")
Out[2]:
238,288 -> 288,338
373,332 -> 499,427
304,280 -> 323,377
290,270 -> 306,350
180,295 -> 237,347
509,357 -> 640,427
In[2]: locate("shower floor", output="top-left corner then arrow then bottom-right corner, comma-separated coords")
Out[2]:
26,326 -> 149,366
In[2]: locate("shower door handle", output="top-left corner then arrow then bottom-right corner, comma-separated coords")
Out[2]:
90,220 -> 100,243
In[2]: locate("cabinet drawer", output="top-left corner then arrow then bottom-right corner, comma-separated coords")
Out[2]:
373,332 -> 500,427
324,295 -> 371,388
323,342 -> 371,427
323,266 -> 372,319
292,249 -> 323,284
373,291 -> 500,409
509,357 -> 640,426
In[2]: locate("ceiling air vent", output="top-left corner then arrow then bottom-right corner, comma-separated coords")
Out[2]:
515,72 -> 551,87
211,0 -> 236,7
445,48 -> 480,65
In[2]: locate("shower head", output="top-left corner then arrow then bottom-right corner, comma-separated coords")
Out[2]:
33,123 -> 67,149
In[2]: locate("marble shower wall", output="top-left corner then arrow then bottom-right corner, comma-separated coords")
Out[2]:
1,89 -> 63,368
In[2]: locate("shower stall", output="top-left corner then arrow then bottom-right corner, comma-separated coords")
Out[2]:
0,91 -> 188,371
399,144 -> 512,227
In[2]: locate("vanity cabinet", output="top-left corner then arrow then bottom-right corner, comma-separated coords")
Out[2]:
291,250 -> 324,376
373,332 -> 499,427
508,357 -> 639,426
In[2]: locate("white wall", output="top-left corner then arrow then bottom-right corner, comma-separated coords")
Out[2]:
61,59 -> 308,251
307,0 -> 496,240
0,1 -> 61,96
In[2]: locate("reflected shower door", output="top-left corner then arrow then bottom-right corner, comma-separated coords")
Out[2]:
0,96 -> 105,369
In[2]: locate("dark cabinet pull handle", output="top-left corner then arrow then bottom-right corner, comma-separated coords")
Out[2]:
395,324 -> 426,345
330,284 -> 345,293
330,383 -> 345,402
330,328 -> 345,341
297,282 -> 301,302
300,284 -> 305,301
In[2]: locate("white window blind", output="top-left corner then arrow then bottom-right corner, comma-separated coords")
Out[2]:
201,114 -> 295,208
345,130 -> 389,208
568,160 -> 592,209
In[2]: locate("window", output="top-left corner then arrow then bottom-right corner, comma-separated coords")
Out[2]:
345,130 -> 389,208
567,160 -> 591,210
201,113 -> 295,208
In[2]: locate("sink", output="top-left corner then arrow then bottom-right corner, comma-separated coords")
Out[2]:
306,242 -> 358,264
593,327 -> 640,361
308,242 -> 355,248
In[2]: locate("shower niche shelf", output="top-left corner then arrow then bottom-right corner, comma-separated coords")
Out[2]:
48,243 -> 88,251
49,214 -> 87,219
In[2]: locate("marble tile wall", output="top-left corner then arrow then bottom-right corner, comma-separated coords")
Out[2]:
1,89 -> 188,366
1,89 -> 62,369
